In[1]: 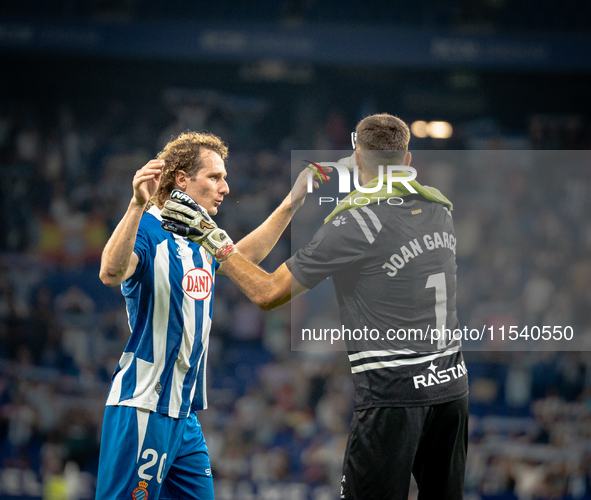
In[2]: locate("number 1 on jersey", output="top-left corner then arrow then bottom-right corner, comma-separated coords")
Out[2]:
425,272 -> 448,349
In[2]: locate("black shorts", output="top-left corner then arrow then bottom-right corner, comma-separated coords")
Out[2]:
341,396 -> 469,500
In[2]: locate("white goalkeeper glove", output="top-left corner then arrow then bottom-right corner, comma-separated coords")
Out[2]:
337,153 -> 357,172
161,190 -> 236,262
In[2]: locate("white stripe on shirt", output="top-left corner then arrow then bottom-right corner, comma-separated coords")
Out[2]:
351,346 -> 461,374
132,240 -> 170,408
350,210 -> 375,244
169,237 -> 197,418
348,348 -> 418,362
106,352 -> 134,405
198,247 -> 212,411
360,206 -> 382,233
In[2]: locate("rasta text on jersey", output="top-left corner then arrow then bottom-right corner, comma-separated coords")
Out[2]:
413,361 -> 467,389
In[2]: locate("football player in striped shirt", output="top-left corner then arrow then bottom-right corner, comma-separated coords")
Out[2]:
166,115 -> 468,500
97,131 -> 314,500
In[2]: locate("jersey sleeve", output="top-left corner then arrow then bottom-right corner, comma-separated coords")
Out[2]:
127,218 -> 152,282
286,210 -> 374,289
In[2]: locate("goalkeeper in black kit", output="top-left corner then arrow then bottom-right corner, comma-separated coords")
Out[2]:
162,113 -> 468,500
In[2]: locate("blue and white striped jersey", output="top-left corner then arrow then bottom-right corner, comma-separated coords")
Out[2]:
106,206 -> 219,418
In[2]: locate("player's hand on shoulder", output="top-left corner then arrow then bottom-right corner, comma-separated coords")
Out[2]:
161,190 -> 236,262
133,159 -> 164,206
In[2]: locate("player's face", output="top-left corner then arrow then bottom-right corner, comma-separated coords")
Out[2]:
185,150 -> 229,216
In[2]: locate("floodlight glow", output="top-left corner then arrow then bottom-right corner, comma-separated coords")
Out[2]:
411,120 -> 428,138
426,121 -> 453,139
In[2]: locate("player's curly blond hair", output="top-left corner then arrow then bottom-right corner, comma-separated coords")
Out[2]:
151,131 -> 229,209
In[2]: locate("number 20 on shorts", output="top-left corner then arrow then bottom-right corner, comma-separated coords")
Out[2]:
138,448 -> 167,483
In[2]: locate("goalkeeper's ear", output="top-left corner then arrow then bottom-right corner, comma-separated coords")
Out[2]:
404,151 -> 412,166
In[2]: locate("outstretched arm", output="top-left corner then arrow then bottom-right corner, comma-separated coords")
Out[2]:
220,256 -> 307,311
160,165 -> 323,305
234,166 -> 329,265
99,159 -> 163,287
234,196 -> 292,265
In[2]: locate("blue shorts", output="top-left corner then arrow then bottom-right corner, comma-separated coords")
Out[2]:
96,406 -> 214,500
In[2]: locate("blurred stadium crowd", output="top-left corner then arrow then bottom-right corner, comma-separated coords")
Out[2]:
0,89 -> 591,500
3,0 -> 591,33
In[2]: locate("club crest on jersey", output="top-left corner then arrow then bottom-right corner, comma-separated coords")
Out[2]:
132,481 -> 148,500
205,251 -> 213,265
182,268 -> 213,301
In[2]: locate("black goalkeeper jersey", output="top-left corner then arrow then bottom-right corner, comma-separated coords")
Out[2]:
287,195 -> 468,409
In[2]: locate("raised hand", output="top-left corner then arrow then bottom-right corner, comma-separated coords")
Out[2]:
290,164 -> 332,211
133,159 -> 164,206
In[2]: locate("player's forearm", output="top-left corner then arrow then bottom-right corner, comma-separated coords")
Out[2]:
235,196 -> 293,264
221,253 -> 291,311
99,200 -> 144,286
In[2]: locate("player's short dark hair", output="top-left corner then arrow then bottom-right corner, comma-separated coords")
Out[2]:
355,113 -> 410,151
355,113 -> 410,169
152,131 -> 228,209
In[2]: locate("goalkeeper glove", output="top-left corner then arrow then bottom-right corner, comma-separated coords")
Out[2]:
161,189 -> 236,262
337,153 -> 356,172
